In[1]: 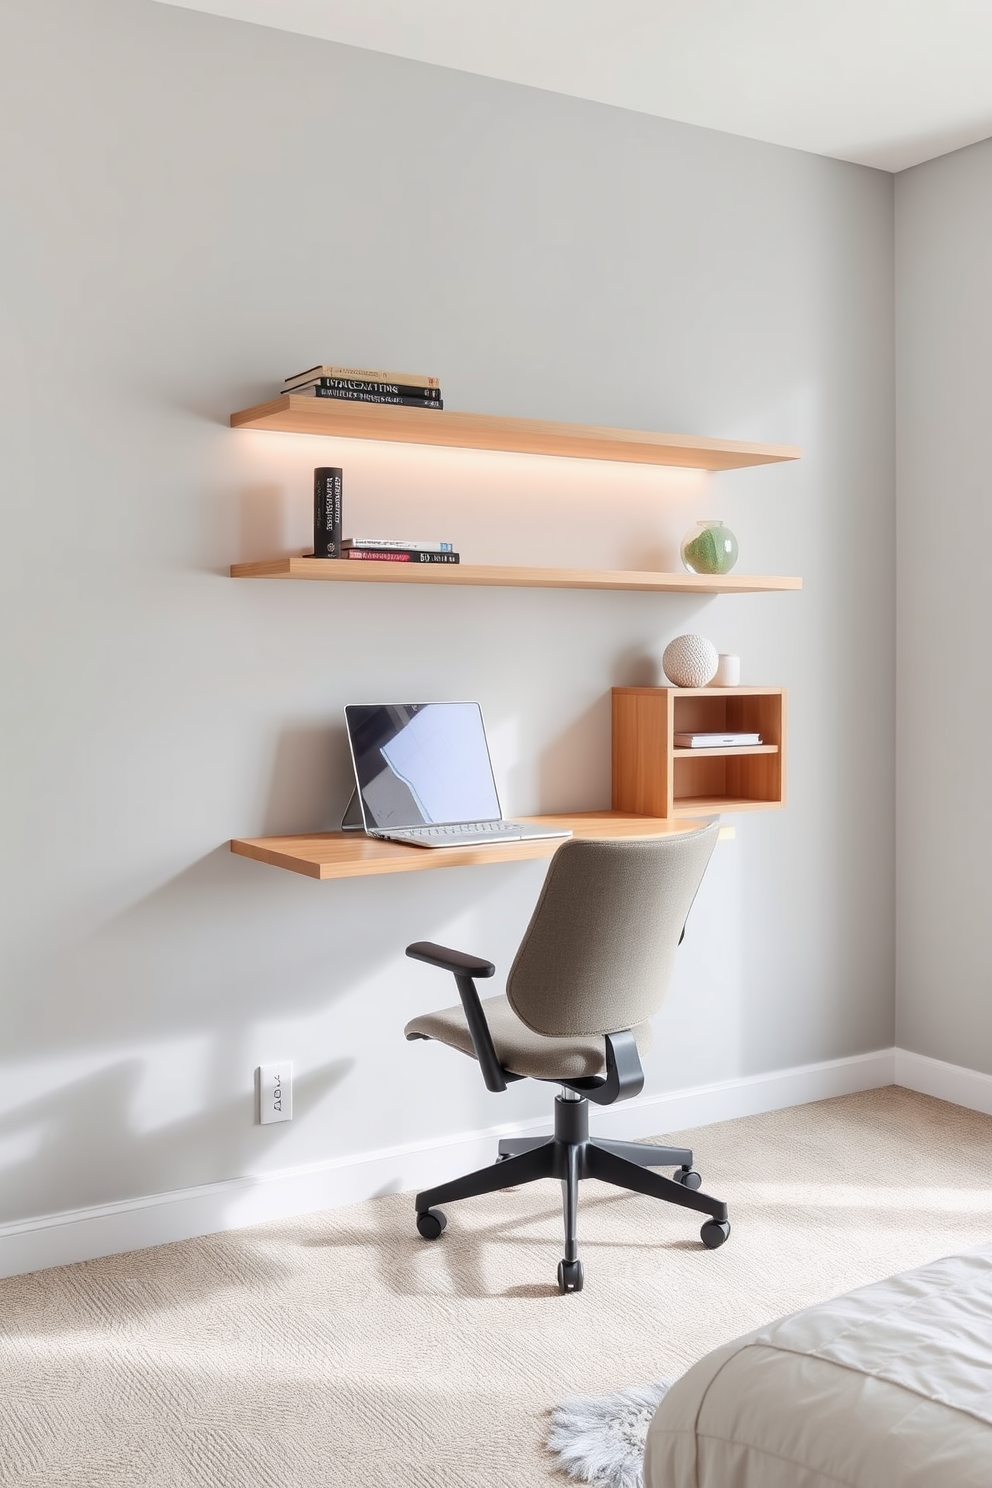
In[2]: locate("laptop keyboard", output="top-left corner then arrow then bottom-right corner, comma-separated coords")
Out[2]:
370,819 -> 572,849
392,821 -> 524,841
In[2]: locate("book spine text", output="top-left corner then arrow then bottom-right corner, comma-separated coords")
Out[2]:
289,378 -> 441,401
313,467 -> 343,560
297,387 -> 443,409
285,366 -> 440,389
344,549 -> 459,563
343,539 -> 453,552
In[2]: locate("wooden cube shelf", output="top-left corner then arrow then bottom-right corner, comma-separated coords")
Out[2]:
612,687 -> 787,818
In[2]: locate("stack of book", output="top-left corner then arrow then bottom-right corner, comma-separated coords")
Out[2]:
342,539 -> 460,565
283,363 -> 443,410
312,467 -> 460,564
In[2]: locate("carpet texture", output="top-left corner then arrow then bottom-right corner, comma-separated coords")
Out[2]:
2,1088 -> 992,1487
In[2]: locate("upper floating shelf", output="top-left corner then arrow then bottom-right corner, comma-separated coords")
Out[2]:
229,396 -> 802,472
230,557 -> 802,594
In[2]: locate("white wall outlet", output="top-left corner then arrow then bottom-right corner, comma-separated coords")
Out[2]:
256,1061 -> 293,1125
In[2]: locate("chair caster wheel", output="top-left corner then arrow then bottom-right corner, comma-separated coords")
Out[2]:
416,1208 -> 447,1240
557,1258 -> 584,1294
675,1166 -> 702,1190
700,1219 -> 731,1249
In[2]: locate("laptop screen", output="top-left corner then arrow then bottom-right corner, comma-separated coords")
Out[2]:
344,702 -> 503,830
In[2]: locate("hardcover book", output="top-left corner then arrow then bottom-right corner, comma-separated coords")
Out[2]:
290,378 -> 441,401
344,548 -> 459,563
284,364 -> 440,390
293,387 -> 443,409
342,539 -> 453,552
313,467 -> 343,560
673,732 -> 762,747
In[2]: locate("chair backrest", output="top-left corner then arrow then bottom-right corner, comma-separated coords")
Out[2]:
505,824 -> 719,1038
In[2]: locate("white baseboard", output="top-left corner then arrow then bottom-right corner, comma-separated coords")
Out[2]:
894,1048 -> 992,1116
6,1045 -> 987,1280
0,1047 -> 896,1280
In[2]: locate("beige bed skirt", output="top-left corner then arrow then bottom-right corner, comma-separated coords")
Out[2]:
645,1245 -> 992,1487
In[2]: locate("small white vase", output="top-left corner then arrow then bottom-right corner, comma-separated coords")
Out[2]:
712,653 -> 740,687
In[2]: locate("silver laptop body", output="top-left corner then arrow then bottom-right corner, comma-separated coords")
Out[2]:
343,702 -> 572,849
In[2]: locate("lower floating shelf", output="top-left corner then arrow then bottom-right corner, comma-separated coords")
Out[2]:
230,811 -> 734,881
230,556 -> 801,595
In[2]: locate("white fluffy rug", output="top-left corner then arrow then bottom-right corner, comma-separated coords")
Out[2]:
547,1379 -> 671,1488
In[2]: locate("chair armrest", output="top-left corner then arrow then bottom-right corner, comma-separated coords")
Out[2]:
405,940 -> 508,1092
406,942 -> 496,978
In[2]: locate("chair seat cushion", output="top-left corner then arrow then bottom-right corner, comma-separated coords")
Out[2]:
404,994 -> 652,1081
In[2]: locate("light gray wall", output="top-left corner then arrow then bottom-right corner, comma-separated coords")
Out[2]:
895,139 -> 992,1070
0,0 -> 895,1226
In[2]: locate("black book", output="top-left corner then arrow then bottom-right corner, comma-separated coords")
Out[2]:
314,467 -> 343,560
294,386 -> 443,410
343,548 -> 460,564
288,377 -> 441,401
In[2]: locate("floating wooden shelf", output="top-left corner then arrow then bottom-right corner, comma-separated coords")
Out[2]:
230,556 -> 802,595
230,811 -> 732,882
230,396 -> 802,472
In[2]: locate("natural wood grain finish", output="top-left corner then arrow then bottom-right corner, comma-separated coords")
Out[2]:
229,812 -> 731,882
613,687 -> 788,818
612,690 -> 675,816
230,555 -> 802,595
230,395 -> 802,471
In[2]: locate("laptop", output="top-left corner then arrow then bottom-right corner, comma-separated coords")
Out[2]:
343,701 -> 572,849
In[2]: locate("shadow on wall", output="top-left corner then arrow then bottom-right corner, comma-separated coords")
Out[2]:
613,597 -> 717,692
533,601 -> 719,812
262,720 -> 354,836
0,847 -> 378,1223
5,848 -> 390,1049
0,691 -> 583,1228
0,1051 -> 352,1230
240,481 -> 296,562
0,826 -> 548,1226
614,646 -> 664,688
536,695 -> 611,813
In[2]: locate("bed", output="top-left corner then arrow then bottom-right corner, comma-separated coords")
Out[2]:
644,1245 -> 992,1487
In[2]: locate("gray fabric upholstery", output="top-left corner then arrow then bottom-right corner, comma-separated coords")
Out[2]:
506,825 -> 718,1037
405,994 -> 653,1080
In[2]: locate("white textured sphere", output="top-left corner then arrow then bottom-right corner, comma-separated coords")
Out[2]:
663,634 -> 718,688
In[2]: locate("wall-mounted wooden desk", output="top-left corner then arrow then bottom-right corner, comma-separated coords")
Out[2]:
230,811 -> 733,882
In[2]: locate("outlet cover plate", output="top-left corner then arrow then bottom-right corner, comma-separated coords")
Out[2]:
257,1061 -> 293,1124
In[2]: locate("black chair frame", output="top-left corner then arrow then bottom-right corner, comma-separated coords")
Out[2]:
406,941 -> 730,1293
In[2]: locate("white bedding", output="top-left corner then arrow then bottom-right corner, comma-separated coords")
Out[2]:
644,1246 -> 992,1487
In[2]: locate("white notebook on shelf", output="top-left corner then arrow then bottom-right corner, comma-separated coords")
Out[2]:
674,731 -> 762,747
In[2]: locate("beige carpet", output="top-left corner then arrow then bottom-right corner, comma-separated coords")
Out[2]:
3,1087 -> 992,1487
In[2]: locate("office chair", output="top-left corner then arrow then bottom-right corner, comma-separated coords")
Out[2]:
404,824 -> 730,1294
